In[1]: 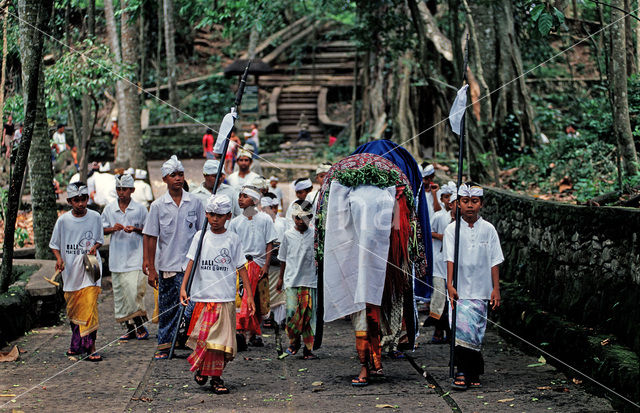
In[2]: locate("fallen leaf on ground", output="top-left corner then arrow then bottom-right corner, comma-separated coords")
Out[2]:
538,356 -> 547,364
298,368 -> 307,372
572,378 -> 583,385
537,386 -> 552,390
375,404 -> 398,409
0,346 -> 20,362
311,381 -> 323,386
498,398 -> 515,403
600,338 -> 610,346
0,394 -> 16,397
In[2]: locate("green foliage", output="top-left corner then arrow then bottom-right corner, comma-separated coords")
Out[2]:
14,228 -> 29,248
523,1 -> 566,36
0,188 -> 8,222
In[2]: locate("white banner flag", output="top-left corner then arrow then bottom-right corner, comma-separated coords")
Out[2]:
449,84 -> 469,135
213,109 -> 238,155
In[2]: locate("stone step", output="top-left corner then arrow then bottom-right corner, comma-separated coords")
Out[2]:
278,103 -> 317,110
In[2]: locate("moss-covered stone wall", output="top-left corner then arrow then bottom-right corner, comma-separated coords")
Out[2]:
482,188 -> 640,355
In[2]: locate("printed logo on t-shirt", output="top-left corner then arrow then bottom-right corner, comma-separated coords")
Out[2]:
200,248 -> 231,272
66,231 -> 96,255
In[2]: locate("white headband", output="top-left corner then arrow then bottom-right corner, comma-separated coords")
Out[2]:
422,164 -> 435,177
134,169 -> 147,180
290,202 -> 313,218
260,197 -> 278,208
316,163 -> 331,175
241,186 -> 262,201
99,162 -> 111,172
206,194 -> 232,214
237,145 -> 252,160
161,155 -> 184,177
124,167 -> 135,175
294,178 -> 312,192
450,192 -> 457,202
458,183 -> 483,197
67,184 -> 89,198
249,176 -> 268,190
203,159 -> 221,175
269,176 -> 278,182
115,174 -> 135,188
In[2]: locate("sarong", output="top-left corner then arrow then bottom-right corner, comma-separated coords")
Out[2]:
236,261 -> 261,335
352,305 -> 382,371
285,287 -> 316,351
429,277 -> 447,320
450,299 -> 487,351
268,264 -> 286,324
64,286 -> 101,337
112,270 -> 147,322
157,271 -> 184,350
187,301 -> 236,377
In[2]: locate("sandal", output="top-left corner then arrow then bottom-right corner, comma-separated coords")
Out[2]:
194,371 -> 208,386
370,369 -> 385,379
351,376 -> 369,387
302,353 -> 318,360
66,350 -> 80,356
119,332 -> 135,341
136,327 -> 149,340
388,350 -> 405,359
211,377 -> 229,394
451,372 -> 468,390
86,353 -> 103,362
285,346 -> 298,356
154,351 -> 169,360
430,335 -> 448,344
468,376 -> 481,388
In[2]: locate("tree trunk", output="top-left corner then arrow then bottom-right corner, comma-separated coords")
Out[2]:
624,0 -> 637,75
1,0 -> 53,292
118,7 -> 145,169
0,2 -> 8,129
79,0 -> 95,182
396,52 -> 418,156
611,0 -> 639,176
163,0 -> 178,122
155,0 -> 162,98
87,0 -> 95,37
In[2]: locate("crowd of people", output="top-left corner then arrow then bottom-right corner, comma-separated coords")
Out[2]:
48,137 -> 502,394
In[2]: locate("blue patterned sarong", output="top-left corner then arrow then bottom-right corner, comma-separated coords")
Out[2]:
450,299 -> 487,351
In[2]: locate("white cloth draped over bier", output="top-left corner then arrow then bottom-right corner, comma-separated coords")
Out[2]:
322,182 -> 396,322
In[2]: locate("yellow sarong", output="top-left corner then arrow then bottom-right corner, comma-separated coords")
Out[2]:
64,286 -> 101,337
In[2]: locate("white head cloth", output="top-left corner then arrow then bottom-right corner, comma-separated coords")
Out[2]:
269,176 -> 278,182
134,169 -> 147,180
99,162 -> 111,172
203,159 -> 221,175
421,164 -> 435,177
290,202 -> 312,218
440,183 -> 454,195
241,185 -> 262,201
206,194 -> 232,214
67,183 -> 89,198
294,178 -> 313,192
316,163 -> 331,175
450,192 -> 457,202
249,176 -> 268,191
458,183 -> 483,197
236,145 -> 252,160
115,174 -> 135,188
260,197 -> 278,208
161,155 -> 184,177
125,167 -> 135,175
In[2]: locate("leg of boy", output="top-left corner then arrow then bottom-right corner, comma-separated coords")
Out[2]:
156,271 -> 185,353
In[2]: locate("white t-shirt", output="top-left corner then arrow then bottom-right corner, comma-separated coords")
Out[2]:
93,172 -> 117,207
52,131 -> 66,152
143,190 -> 205,272
49,210 -> 104,292
442,217 -> 504,300
226,171 -> 259,192
277,227 -> 316,289
228,211 -> 276,267
431,209 -> 452,279
186,230 -> 247,302
273,216 -> 288,243
101,200 -> 148,273
132,180 -> 154,208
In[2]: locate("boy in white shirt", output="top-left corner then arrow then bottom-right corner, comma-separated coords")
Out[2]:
426,183 -> 455,343
277,200 -> 317,359
228,184 -> 277,347
420,163 -> 441,222
268,176 -> 284,214
49,182 -> 104,361
180,194 -> 254,394
132,169 -> 154,208
102,174 -> 149,341
143,155 -> 205,359
444,183 -> 504,391
285,178 -> 313,225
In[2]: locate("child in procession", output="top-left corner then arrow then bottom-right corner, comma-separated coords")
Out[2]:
180,194 -> 255,394
444,183 -> 503,390
50,182 -> 104,361
277,200 -> 318,359
101,174 -> 149,341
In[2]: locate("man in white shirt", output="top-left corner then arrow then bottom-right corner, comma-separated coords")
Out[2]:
93,163 -> 118,207
191,159 -> 242,217
226,146 -> 259,192
306,162 -> 332,211
132,169 -> 154,208
52,123 -> 69,154
143,155 -> 205,358
102,174 -> 149,341
268,176 -> 284,215
420,163 -> 441,224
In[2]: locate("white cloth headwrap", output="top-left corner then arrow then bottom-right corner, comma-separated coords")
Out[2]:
440,184 -> 454,195
450,192 -> 457,202
125,167 -> 135,175
213,109 -> 238,155
316,163 -> 331,175
269,176 -> 278,182
241,186 -> 262,201
294,178 -> 313,191
260,197 -> 278,208
67,184 -> 89,198
421,164 -> 435,177
236,145 -> 252,160
115,174 -> 135,188
99,162 -> 111,172
203,159 -> 221,175
134,169 -> 147,180
458,183 -> 483,197
249,176 -> 268,190
206,194 -> 232,214
290,202 -> 313,218
161,155 -> 184,177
